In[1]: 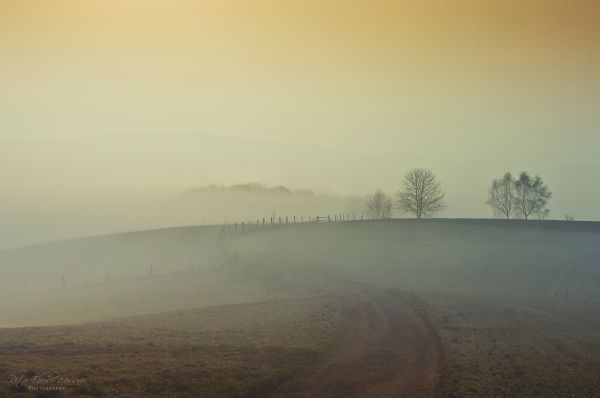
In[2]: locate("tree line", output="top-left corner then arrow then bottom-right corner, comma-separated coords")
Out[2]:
365,168 -> 554,220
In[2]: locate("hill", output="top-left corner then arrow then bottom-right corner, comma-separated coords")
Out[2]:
1,219 -> 600,396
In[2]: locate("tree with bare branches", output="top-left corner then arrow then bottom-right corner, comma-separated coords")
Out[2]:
366,188 -> 393,219
395,168 -> 445,219
486,172 -> 514,219
514,171 -> 552,220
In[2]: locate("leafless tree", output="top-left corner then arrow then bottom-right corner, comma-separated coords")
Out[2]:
366,189 -> 393,219
486,172 -> 514,219
514,171 -> 552,220
395,168 -> 446,219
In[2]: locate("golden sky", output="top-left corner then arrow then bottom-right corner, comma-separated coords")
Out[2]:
1,0 -> 600,245
1,0 -> 598,145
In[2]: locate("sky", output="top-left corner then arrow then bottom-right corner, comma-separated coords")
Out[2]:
1,0 -> 599,248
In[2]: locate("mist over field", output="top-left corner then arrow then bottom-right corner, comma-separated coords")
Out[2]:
2,0 -> 600,249
2,1 -> 600,397
2,132 -> 600,250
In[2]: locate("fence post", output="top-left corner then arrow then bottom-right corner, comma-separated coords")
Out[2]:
328,215 -> 331,222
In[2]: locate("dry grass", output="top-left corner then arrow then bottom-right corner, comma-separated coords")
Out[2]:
0,294 -> 345,398
422,292 -> 600,398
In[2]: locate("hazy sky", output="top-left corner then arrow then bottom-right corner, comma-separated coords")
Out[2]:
1,0 -> 600,247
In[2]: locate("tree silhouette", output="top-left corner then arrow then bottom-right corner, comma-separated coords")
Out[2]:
366,188 -> 393,219
395,168 -> 445,219
514,171 -> 552,220
486,172 -> 515,219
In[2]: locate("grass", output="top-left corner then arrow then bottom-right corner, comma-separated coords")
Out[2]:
423,292 -> 600,397
0,294 -> 345,397
232,219 -> 600,397
2,219 -> 600,396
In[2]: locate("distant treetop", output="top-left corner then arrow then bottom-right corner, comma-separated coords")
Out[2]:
183,183 -> 315,196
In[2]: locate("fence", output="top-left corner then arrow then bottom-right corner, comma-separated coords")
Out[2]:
216,212 -> 365,240
26,213 -> 365,295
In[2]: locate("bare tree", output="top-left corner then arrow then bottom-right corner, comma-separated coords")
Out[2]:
486,172 -> 514,219
395,168 -> 445,219
514,171 -> 552,220
366,189 -> 393,219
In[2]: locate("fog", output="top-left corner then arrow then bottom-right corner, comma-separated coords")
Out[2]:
2,2 -> 600,396
2,0 -> 600,249
2,131 -> 600,250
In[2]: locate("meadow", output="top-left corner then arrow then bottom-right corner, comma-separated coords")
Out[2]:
1,219 -> 599,397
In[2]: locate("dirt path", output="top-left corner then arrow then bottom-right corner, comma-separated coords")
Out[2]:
233,248 -> 446,398
271,286 -> 445,398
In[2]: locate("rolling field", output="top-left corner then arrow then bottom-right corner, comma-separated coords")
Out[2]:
231,220 -> 600,397
1,220 -> 599,397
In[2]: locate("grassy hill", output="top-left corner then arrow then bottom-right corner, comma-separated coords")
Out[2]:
1,219 -> 600,396
232,219 -> 600,303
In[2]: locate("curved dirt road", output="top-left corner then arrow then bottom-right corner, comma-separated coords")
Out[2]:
273,287 -> 445,398
232,248 -> 446,398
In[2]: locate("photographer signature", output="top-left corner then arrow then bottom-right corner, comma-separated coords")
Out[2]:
9,373 -> 86,388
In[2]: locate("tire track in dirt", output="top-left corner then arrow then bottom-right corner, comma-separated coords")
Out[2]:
235,248 -> 445,398
273,286 -> 445,398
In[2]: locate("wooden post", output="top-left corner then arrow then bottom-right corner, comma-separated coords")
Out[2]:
286,216 -> 288,224
279,217 -> 282,224
62,275 -> 66,291
328,215 -> 331,222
